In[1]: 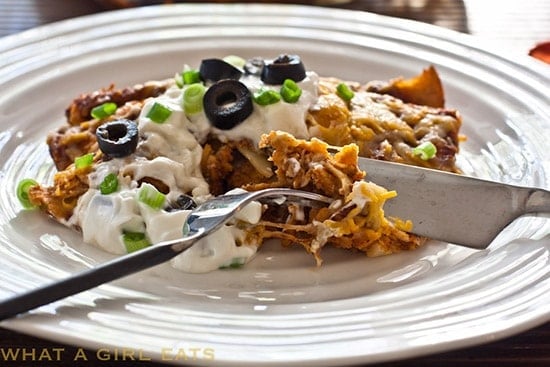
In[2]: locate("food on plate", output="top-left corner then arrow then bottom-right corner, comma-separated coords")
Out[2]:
308,70 -> 460,173
245,131 -> 422,266
18,54 -> 462,272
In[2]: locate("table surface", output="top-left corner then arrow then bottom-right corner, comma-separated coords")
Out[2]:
0,1 -> 549,366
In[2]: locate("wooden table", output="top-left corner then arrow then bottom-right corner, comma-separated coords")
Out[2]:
1,1 -> 549,366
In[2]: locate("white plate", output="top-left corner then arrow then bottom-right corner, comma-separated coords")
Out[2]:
0,4 -> 549,366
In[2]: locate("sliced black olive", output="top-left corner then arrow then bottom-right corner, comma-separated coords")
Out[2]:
199,58 -> 243,83
261,54 -> 306,85
244,57 -> 265,76
96,119 -> 139,158
168,194 -> 197,211
203,80 -> 253,130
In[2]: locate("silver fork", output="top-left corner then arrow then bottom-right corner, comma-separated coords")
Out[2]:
0,188 -> 331,320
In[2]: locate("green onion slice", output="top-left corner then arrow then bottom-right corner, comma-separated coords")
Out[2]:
16,178 -> 39,209
182,222 -> 190,237
146,102 -> 172,123
175,73 -> 184,88
90,102 -> 117,119
74,153 -> 94,169
183,83 -> 206,114
412,141 -> 437,160
223,55 -> 246,69
336,83 -> 355,102
253,89 -> 281,106
219,257 -> 246,269
122,231 -> 150,253
99,173 -> 118,195
182,69 -> 201,85
138,184 -> 166,210
280,79 -> 302,103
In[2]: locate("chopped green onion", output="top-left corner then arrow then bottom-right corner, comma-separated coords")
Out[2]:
413,141 -> 437,160
219,257 -> 246,269
182,222 -> 190,237
122,231 -> 150,253
183,83 -> 206,114
182,69 -> 201,85
223,55 -> 246,69
336,83 -> 355,102
146,102 -> 172,123
90,102 -> 117,119
280,79 -> 302,103
16,178 -> 39,209
175,73 -> 184,88
74,153 -> 94,169
138,184 -> 166,210
99,173 -> 118,195
253,89 -> 281,106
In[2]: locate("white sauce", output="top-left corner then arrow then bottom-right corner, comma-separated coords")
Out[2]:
214,72 -> 318,146
69,62 -> 320,273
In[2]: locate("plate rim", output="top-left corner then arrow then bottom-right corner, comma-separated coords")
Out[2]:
0,3 -> 549,366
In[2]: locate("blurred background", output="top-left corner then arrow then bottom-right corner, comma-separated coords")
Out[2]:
1,0 -> 549,61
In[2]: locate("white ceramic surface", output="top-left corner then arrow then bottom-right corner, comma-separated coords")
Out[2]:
0,4 -> 549,366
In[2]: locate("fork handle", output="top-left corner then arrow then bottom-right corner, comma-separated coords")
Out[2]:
0,236 -> 196,321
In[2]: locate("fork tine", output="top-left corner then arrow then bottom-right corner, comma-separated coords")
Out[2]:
184,188 -> 332,240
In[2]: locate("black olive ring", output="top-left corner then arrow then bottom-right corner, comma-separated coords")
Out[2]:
96,119 -> 139,158
203,80 -> 253,130
261,54 -> 306,85
199,58 -> 243,83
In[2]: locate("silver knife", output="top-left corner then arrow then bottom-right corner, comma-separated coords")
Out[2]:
357,157 -> 550,249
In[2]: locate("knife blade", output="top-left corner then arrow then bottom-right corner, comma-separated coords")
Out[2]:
357,157 -> 550,249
